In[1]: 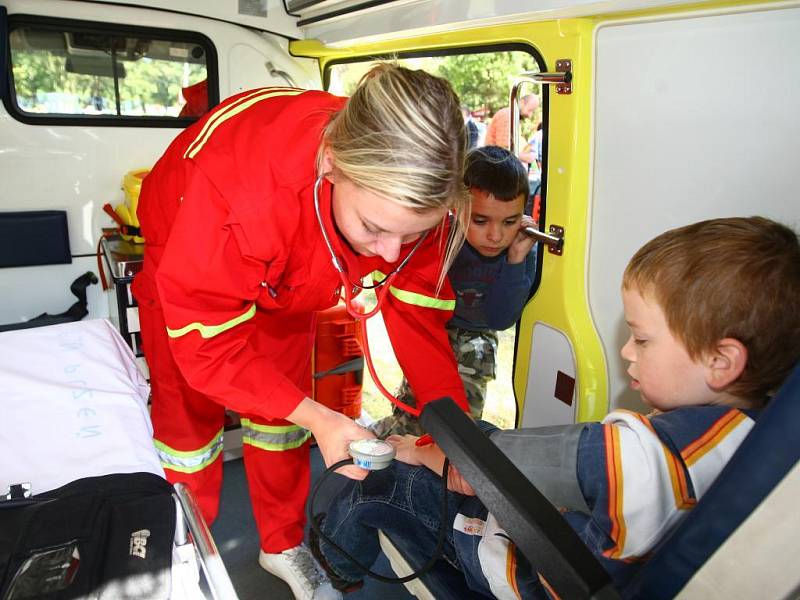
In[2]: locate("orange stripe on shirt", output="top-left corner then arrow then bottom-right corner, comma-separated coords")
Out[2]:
602,424 -> 627,559
632,413 -> 694,510
537,573 -> 562,600
506,542 -> 522,600
665,449 -> 696,509
681,410 -> 747,467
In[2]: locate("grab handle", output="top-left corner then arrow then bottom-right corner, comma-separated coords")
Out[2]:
523,225 -> 564,256
509,59 -> 572,154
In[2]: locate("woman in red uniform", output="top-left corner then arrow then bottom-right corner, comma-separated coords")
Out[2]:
132,64 -> 470,599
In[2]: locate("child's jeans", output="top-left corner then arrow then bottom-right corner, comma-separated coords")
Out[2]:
318,461 -> 468,588
319,460 -> 550,599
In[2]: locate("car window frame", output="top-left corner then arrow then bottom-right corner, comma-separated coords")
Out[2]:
3,14 -> 219,128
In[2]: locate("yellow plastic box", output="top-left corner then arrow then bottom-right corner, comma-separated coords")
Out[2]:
115,168 -> 149,243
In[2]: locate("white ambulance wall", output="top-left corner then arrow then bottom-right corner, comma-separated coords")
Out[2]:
0,0 -> 319,327
589,5 -> 800,412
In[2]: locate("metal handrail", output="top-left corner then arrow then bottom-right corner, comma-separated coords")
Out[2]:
266,61 -> 297,87
509,69 -> 571,154
174,483 -> 239,600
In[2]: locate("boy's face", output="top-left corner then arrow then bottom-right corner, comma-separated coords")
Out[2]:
466,189 -> 525,257
620,287 -> 715,411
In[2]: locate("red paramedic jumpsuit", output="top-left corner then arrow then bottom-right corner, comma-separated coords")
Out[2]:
132,87 -> 468,553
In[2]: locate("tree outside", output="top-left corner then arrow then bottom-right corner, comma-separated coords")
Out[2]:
328,51 -> 541,139
10,28 -> 206,116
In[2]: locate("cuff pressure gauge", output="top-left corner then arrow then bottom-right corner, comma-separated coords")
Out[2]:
348,439 -> 396,470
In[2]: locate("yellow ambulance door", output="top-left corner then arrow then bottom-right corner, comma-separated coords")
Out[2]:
292,17 -> 608,428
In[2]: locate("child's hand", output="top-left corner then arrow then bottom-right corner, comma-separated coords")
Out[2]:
388,434 -> 461,487
507,215 -> 538,264
386,434 -> 424,465
386,434 -> 475,496
447,465 -> 476,496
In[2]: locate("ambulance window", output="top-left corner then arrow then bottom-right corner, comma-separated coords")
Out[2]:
329,53 -> 542,165
5,17 -> 218,126
326,49 -> 543,430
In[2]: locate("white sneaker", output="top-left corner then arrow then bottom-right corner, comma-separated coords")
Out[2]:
259,544 -> 343,600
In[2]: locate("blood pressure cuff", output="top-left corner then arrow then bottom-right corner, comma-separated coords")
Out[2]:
487,423 -> 590,513
0,472 -> 175,600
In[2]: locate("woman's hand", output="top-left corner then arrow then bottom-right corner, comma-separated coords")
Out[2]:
506,214 -> 538,264
287,397 -> 373,480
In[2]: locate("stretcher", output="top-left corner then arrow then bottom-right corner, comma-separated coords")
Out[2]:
0,319 -> 237,600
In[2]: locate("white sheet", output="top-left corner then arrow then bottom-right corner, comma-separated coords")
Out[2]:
0,318 -> 162,496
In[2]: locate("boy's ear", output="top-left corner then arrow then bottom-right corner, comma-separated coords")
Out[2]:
705,338 -> 748,391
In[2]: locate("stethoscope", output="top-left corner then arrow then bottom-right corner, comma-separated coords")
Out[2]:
310,175 -> 453,585
313,174 -> 427,416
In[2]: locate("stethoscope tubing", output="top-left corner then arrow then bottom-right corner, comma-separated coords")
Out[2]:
313,174 -> 427,316
313,174 -> 427,415
307,456 -> 450,584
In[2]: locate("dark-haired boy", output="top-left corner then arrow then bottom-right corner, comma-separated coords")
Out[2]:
372,146 -> 538,436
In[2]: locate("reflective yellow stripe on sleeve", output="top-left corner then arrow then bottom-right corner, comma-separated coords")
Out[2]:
184,88 -> 304,159
372,270 -> 455,310
153,428 -> 224,474
166,303 -> 256,339
241,419 -> 311,451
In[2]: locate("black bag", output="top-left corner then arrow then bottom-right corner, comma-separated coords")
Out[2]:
0,472 -> 176,600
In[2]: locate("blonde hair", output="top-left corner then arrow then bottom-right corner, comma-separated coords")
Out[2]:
623,216 -> 800,400
320,63 -> 469,288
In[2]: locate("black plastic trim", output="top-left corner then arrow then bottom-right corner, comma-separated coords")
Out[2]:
296,0 -> 400,27
0,6 -> 7,101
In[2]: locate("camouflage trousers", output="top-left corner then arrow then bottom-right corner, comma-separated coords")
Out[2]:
369,326 -> 499,438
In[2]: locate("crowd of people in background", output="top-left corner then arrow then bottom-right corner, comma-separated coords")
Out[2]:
462,94 -> 544,216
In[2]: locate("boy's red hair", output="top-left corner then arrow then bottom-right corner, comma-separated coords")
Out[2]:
623,216 -> 800,399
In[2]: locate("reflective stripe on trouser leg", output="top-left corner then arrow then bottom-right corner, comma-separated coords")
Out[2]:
138,298 -> 227,525
153,429 -> 225,523
243,433 -> 311,553
243,308 -> 316,553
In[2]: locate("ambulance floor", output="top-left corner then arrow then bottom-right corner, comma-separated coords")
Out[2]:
212,447 -> 415,600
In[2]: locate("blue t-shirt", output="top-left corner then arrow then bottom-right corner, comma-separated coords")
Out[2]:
447,242 -> 536,332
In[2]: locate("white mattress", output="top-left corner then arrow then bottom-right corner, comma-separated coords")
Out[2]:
0,319 -> 162,496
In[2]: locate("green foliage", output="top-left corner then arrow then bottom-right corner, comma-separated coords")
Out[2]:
11,47 -> 206,115
434,51 -> 539,116
328,51 -> 541,138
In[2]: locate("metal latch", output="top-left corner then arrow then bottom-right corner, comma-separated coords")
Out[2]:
555,59 -> 572,94
523,225 -> 565,256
